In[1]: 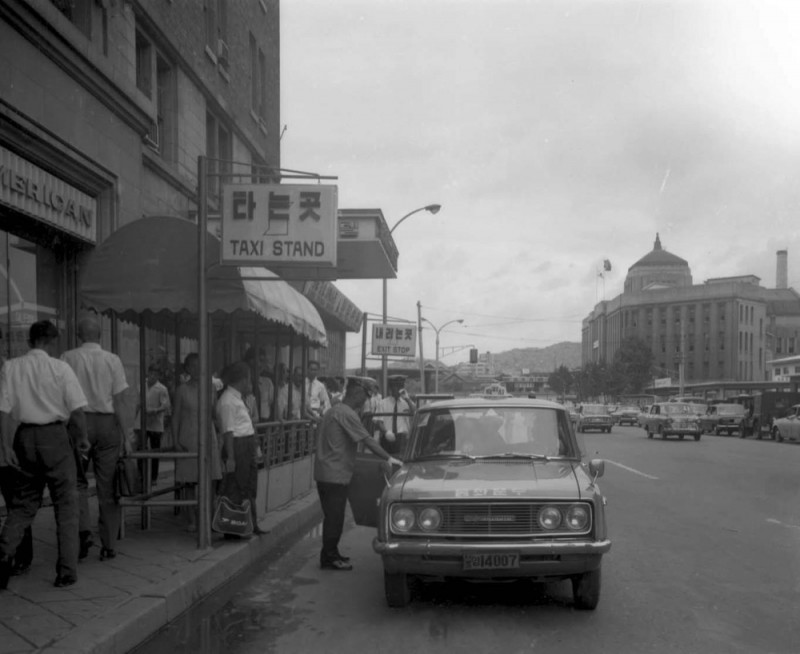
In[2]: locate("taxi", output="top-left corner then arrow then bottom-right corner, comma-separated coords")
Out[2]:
348,397 -> 611,610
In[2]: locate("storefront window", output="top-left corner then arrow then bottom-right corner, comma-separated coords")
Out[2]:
0,230 -> 64,361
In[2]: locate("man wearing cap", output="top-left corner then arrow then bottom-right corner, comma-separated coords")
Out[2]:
378,375 -> 417,456
314,376 -> 401,571
0,320 -> 90,590
61,316 -> 134,562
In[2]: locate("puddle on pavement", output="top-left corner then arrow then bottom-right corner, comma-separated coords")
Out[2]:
131,518 -> 321,654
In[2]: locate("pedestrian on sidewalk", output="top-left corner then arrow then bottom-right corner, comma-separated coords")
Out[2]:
305,360 -> 331,420
0,320 -> 90,590
61,316 -> 134,562
138,364 -> 170,485
216,362 -> 265,536
172,353 -> 222,532
314,376 -> 401,571
377,375 -> 416,456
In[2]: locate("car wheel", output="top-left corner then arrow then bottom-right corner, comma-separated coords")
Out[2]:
384,570 -> 412,608
607,427 -> 612,433
572,567 -> 601,610
773,427 -> 784,443
694,433 -> 701,441
646,427 -> 652,439
659,426 -> 666,440
678,434 -> 684,440
739,425 -> 746,439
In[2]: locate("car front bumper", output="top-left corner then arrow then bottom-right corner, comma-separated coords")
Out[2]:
374,537 -> 612,579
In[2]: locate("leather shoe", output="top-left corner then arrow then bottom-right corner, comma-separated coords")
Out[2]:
54,575 -> 77,588
320,559 -> 353,571
79,531 -> 94,561
100,547 -> 116,561
335,553 -> 351,563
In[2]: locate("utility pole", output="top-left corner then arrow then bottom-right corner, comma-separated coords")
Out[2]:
417,301 -> 425,394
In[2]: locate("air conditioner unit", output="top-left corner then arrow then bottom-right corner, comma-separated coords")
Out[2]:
217,39 -> 230,67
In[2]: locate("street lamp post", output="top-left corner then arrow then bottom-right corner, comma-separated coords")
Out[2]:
382,203 -> 441,394
421,317 -> 464,393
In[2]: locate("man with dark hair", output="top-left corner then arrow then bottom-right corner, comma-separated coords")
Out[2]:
0,320 -> 89,589
314,376 -> 401,571
140,363 -> 170,484
216,361 -> 265,535
62,315 -> 134,561
378,375 -> 417,455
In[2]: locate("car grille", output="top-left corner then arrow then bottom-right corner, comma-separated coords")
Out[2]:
434,501 -> 592,537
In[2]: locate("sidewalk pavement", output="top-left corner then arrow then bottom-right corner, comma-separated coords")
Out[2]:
0,471 -> 322,654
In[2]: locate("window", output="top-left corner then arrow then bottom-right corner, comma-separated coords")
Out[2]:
206,0 -> 229,66
136,31 -> 153,98
51,0 -> 93,39
206,112 -> 232,201
136,30 -> 177,160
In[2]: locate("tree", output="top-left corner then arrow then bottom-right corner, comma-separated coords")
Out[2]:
610,336 -> 654,395
548,365 -> 573,400
575,361 -> 609,401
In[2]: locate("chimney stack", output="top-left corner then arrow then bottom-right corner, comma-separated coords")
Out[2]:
776,249 -> 788,289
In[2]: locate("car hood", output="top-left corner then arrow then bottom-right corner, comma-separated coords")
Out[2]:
393,460 -> 584,501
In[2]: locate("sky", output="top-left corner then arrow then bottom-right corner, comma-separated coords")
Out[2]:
281,0 -> 800,370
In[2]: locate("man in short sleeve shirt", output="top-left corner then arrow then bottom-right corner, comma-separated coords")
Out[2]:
61,316 -> 134,561
313,376 -> 400,571
0,321 -> 89,590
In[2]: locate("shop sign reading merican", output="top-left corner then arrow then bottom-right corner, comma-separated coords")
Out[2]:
0,146 -> 96,243
221,184 -> 337,269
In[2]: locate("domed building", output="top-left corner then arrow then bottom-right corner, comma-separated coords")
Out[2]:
582,237 -> 800,393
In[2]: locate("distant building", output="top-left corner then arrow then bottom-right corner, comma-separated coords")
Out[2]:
582,235 -> 800,384
456,351 -> 497,377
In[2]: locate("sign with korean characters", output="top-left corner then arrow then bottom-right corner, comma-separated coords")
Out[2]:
221,184 -> 337,269
372,323 -> 417,356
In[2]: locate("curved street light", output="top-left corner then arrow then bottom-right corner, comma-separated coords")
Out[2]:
421,317 -> 464,393
382,204 -> 442,394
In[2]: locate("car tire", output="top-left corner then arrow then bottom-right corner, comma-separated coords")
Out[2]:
739,425 -> 746,439
646,427 -> 652,439
694,433 -> 701,441
678,435 -> 684,440
773,427 -> 783,443
572,568 -> 601,611
659,426 -> 666,440
607,427 -> 612,433
384,570 -> 412,608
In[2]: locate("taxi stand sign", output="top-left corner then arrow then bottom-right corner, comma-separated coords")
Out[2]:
221,184 -> 338,267
372,323 -> 417,356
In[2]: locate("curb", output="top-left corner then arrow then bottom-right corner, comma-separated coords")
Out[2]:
38,491 -> 322,654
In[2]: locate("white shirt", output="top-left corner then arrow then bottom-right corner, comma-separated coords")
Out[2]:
0,348 -> 87,423
216,386 -> 255,438
379,396 -> 414,434
61,342 -> 129,413
305,377 -> 331,415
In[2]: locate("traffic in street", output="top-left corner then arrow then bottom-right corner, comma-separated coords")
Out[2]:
139,425 -> 800,654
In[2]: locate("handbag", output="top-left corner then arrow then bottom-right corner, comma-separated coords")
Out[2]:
114,457 -> 142,499
211,471 -> 253,537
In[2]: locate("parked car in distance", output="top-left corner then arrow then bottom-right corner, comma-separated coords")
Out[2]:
348,397 -> 611,610
577,404 -> 614,433
640,402 -> 702,440
771,404 -> 800,442
612,406 -> 640,426
709,403 -> 747,436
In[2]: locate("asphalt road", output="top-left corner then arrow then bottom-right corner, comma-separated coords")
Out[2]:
140,427 -> 800,654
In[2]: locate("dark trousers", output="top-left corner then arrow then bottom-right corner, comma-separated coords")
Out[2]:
0,466 -> 33,569
227,436 -> 258,527
74,415 -> 121,550
316,481 -> 349,564
0,423 -> 79,579
145,431 -> 163,482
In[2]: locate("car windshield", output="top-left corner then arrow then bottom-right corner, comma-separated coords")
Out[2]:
619,406 -> 638,413
717,404 -> 745,416
411,406 -> 575,459
582,404 -> 608,415
664,403 -> 695,416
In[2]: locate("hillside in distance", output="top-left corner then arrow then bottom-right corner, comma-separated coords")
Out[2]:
492,342 -> 581,374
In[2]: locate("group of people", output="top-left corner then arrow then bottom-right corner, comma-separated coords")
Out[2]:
0,317 -> 134,590
0,316 -> 417,587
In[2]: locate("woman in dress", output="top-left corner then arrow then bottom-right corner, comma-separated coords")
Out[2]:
172,353 -> 222,532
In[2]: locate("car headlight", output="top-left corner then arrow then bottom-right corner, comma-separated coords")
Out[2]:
538,506 -> 562,530
565,505 -> 590,530
418,507 -> 442,532
391,506 -> 415,533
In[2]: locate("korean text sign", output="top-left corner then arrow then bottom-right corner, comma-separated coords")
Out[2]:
221,184 -> 338,268
372,323 -> 417,356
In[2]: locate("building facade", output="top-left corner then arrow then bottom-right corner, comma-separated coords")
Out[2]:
582,235 -> 800,385
0,0 -> 365,379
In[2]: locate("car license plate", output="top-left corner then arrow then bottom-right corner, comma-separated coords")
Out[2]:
463,552 -> 520,571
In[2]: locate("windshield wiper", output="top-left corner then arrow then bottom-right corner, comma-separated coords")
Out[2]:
473,452 -> 555,461
414,452 -> 476,461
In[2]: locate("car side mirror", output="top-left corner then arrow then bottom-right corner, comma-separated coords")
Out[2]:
588,458 -> 605,480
